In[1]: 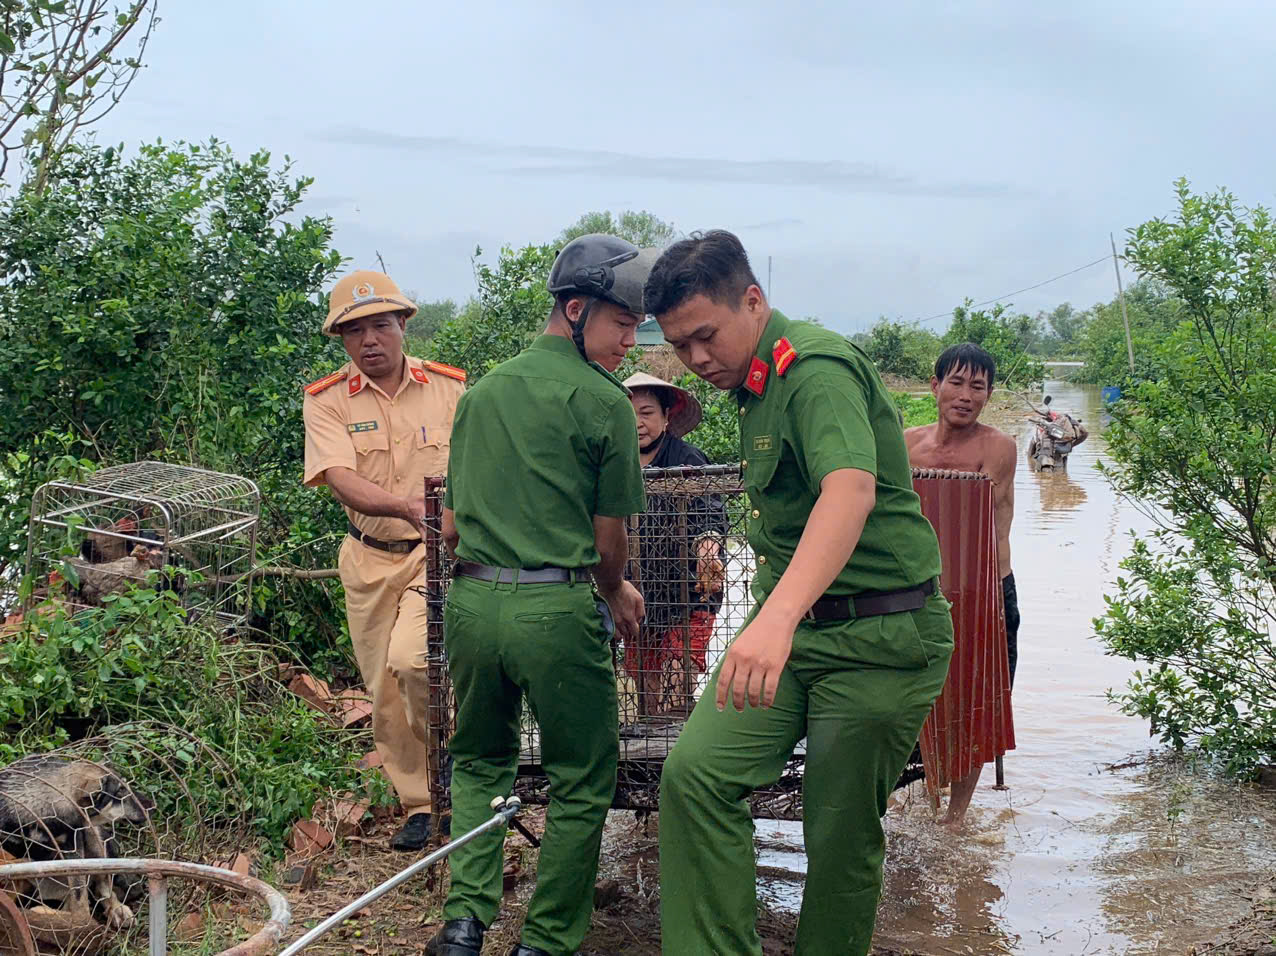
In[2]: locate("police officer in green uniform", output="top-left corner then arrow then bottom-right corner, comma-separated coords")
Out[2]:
426,235 -> 654,956
644,230 -> 955,956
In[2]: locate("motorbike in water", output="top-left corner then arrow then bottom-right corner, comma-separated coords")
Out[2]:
1025,395 -> 1088,470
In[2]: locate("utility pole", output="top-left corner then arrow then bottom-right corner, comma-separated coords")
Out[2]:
767,256 -> 772,299
1110,233 -> 1135,375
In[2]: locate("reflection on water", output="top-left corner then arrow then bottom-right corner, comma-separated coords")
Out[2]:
757,382 -> 1276,955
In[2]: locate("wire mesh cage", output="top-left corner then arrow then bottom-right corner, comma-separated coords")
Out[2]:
0,727 -> 263,955
422,466 -> 892,823
24,462 -> 260,628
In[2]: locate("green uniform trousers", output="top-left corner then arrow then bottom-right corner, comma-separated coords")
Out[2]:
442,575 -> 618,955
659,590 -> 954,956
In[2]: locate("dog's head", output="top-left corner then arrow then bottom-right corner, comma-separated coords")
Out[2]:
89,771 -> 152,827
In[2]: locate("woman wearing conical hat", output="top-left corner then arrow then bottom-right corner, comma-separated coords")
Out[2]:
623,372 -> 727,717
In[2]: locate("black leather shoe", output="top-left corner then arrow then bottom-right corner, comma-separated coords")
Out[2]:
426,917 -> 485,955
389,813 -> 431,851
509,946 -> 551,956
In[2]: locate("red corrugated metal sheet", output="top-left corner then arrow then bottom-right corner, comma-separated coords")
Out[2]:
912,469 -> 1016,794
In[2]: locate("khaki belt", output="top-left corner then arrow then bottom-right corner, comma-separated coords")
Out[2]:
804,577 -> 937,622
454,561 -> 592,585
348,522 -> 420,555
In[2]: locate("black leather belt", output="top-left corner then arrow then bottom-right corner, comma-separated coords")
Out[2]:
348,522 -> 420,554
454,561 -> 591,585
804,577 -> 937,622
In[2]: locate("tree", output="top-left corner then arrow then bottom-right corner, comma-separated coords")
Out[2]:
1036,302 -> 1089,356
862,319 -> 942,381
0,139 -> 349,663
428,210 -> 679,382
1072,281 -> 1183,387
0,1 -> 160,191
1095,179 -> 1276,776
557,209 -> 678,249
425,243 -> 557,381
942,301 -> 1045,387
403,296 -> 459,345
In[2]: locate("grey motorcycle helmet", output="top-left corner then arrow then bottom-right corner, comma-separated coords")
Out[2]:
547,233 -> 657,360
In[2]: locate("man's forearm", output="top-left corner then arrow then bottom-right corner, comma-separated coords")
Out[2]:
762,469 -> 875,625
326,467 -> 413,523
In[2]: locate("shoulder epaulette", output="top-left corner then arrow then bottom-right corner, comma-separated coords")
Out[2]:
423,360 -> 467,383
303,370 -> 348,396
773,337 -> 798,376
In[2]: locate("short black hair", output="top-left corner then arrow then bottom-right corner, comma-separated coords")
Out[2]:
934,343 -> 997,388
643,229 -> 761,317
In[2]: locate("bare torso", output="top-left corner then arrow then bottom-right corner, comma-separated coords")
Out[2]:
905,421 -> 1017,579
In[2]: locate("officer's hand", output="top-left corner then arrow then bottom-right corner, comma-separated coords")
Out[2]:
600,580 -> 645,644
716,608 -> 794,712
401,492 -> 428,542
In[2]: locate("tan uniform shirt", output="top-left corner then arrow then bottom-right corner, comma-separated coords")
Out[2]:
303,355 -> 465,540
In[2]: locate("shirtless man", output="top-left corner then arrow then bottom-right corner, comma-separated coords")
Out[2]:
905,342 -> 1019,829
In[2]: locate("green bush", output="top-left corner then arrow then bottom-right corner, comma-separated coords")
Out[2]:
1095,180 -> 1276,776
892,391 -> 938,428
861,319 -> 943,381
942,302 -> 1045,387
0,584 -> 377,849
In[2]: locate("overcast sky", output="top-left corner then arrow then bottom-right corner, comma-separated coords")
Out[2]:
96,1 -> 1276,335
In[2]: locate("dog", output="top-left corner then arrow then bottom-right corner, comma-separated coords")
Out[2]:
0,756 -> 152,930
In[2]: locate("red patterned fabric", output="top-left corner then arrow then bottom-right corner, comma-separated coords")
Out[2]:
912,470 -> 1016,794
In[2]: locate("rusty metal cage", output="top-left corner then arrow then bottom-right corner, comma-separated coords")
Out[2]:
24,462 -> 260,628
422,465 -> 926,822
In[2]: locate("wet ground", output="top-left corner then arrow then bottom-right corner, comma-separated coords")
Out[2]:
756,381 -> 1276,954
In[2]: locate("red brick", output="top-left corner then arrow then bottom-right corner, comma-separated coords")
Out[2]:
288,819 -> 335,855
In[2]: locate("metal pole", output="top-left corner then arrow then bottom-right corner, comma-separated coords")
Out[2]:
994,755 -> 1006,789
277,796 -> 523,956
1110,233 -> 1136,375
148,875 -> 168,956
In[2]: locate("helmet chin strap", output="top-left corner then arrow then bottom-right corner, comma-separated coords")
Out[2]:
569,298 -> 595,361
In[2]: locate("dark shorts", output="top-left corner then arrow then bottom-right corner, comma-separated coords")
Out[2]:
1003,572 -> 1020,687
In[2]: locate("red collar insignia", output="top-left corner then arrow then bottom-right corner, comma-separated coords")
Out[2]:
348,374 -> 363,396
743,357 -> 769,397
772,337 -> 798,377
410,366 -> 428,384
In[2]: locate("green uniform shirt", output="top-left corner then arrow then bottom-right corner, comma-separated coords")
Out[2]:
444,334 -> 646,569
739,310 -> 941,599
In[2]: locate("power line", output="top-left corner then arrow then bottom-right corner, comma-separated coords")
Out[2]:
912,254 -> 1112,325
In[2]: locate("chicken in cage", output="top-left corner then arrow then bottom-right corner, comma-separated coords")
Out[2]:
24,461 -> 260,627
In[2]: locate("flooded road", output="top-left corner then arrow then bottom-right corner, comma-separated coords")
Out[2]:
757,381 -> 1276,954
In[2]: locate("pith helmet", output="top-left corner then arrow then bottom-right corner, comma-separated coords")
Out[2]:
547,234 -> 658,316
623,372 -> 703,438
323,270 -> 418,336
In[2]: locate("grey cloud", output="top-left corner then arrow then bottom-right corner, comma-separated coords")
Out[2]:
315,126 -> 1025,199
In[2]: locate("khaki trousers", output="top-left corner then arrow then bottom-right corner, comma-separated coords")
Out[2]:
338,535 -> 432,815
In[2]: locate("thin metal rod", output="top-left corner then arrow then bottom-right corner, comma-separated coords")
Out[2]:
149,874 -> 167,956
994,754 -> 1006,789
277,796 -> 523,956
641,464 -> 741,479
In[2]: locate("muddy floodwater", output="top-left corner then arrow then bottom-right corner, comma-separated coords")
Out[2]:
755,380 -> 1276,955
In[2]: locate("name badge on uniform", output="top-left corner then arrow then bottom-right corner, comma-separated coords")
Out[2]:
348,421 -> 379,433
753,435 -> 774,452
